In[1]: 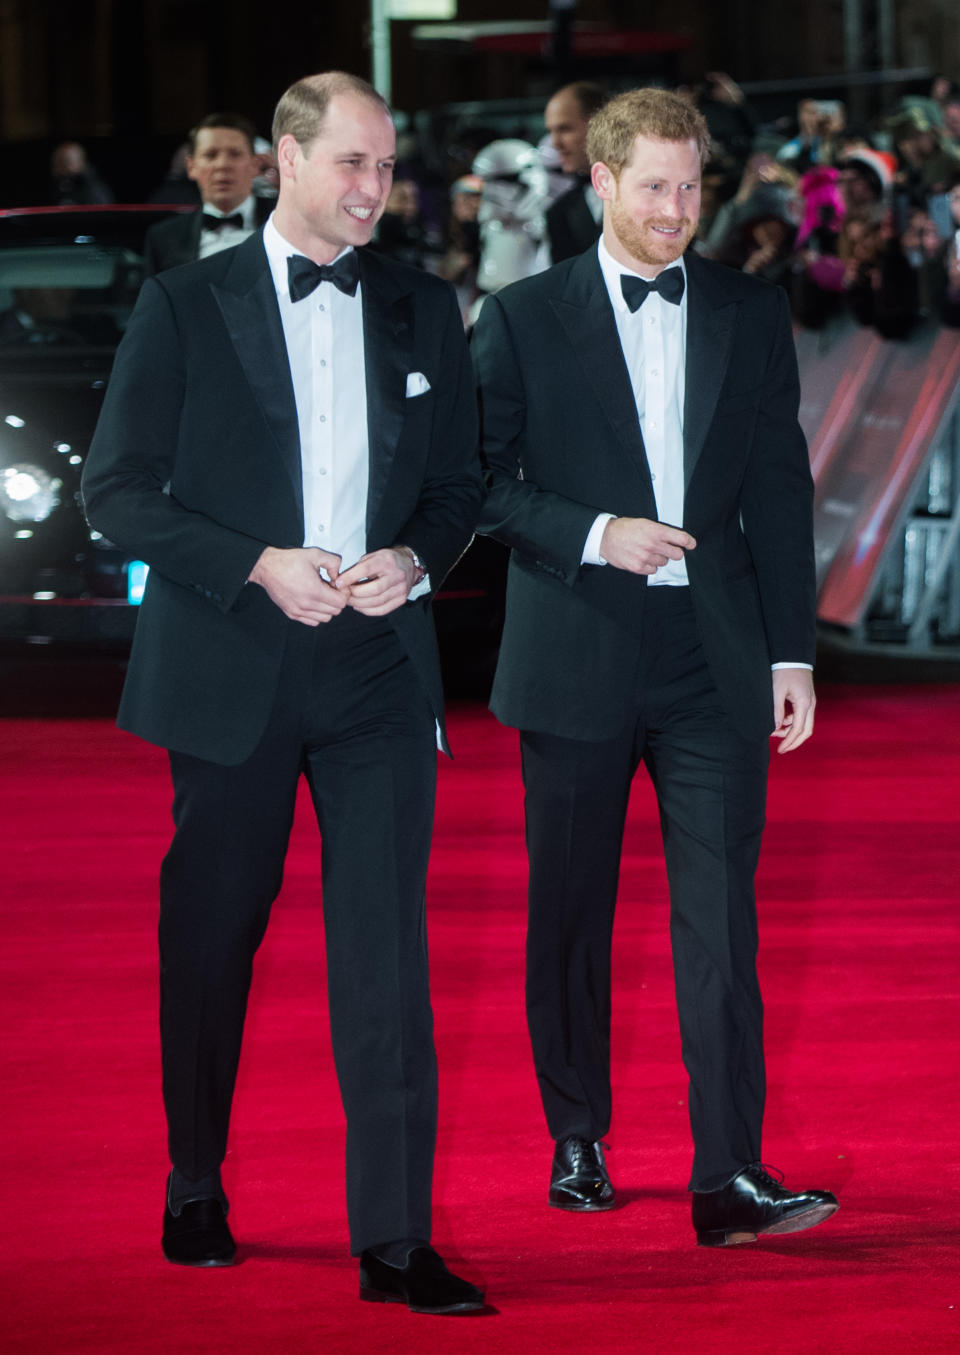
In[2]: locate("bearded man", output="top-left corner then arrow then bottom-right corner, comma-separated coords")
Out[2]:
471,87 -> 838,1247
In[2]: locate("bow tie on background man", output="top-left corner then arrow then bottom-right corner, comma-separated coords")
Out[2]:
201,212 -> 244,232
287,251 -> 360,301
620,266 -> 685,311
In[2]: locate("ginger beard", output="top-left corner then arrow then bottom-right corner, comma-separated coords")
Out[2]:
608,191 -> 698,268
597,135 -> 702,274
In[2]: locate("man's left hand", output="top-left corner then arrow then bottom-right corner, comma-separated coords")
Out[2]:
338,548 -> 417,616
772,667 -> 816,753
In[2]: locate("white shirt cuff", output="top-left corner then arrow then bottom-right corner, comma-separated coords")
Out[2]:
582,513 -> 616,566
771,662 -> 813,670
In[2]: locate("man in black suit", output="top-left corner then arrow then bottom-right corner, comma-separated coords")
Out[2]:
544,82 -> 606,263
144,113 -> 270,274
83,71 -> 485,1314
472,87 -> 838,1247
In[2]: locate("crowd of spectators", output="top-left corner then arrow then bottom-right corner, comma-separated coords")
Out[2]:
366,71 -> 960,339
689,73 -> 960,338
34,71 -> 960,339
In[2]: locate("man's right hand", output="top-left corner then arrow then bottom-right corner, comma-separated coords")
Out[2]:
599,517 -> 696,575
248,546 -> 348,625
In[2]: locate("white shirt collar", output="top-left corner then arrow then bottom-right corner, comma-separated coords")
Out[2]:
263,213 -> 357,299
597,236 -> 687,315
201,195 -> 257,228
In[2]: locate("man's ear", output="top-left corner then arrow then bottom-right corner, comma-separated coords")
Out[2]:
591,161 -> 615,201
276,134 -> 300,182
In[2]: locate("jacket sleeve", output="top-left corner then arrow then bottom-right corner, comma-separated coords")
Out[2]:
388,283 -> 484,589
81,277 -> 269,615
471,291 -> 601,587
738,287 -> 817,664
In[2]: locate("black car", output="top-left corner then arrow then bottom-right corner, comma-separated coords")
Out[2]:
0,205 -> 194,649
0,204 -> 504,680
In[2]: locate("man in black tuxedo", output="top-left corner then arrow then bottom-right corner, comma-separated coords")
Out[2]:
144,113 -> 271,274
83,71 -> 485,1314
472,87 -> 838,1246
544,82 -> 606,263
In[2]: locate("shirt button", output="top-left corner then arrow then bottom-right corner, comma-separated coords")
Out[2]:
318,303 -> 325,312
319,467 -> 327,476
651,368 -> 659,377
320,359 -> 327,367
319,414 -> 326,423
317,524 -> 326,534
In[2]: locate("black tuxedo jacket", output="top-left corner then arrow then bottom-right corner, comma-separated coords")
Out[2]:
471,247 -> 815,743
143,197 -> 274,274
83,234 -> 481,764
546,183 -> 602,263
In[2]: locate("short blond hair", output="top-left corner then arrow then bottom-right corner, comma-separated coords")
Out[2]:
586,87 -> 711,177
272,71 -> 392,152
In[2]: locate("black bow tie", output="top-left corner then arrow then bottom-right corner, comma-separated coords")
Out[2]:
202,212 -> 244,231
287,252 -> 360,301
620,267 -> 685,311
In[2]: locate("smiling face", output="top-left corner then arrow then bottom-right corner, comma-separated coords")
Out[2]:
592,134 -> 701,276
274,93 -> 396,263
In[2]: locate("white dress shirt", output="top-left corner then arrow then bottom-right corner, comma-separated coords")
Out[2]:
581,238 -> 810,671
263,215 -> 369,569
197,196 -> 258,260
582,237 -> 689,586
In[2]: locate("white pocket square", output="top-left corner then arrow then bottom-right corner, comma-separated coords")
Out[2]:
405,371 -> 431,397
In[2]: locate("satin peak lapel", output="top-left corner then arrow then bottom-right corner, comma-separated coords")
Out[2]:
212,241 -> 303,521
550,255 -> 652,493
360,252 -> 413,536
683,257 -> 737,491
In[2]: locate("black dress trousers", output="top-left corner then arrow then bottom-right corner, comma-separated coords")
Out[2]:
521,587 -> 770,1191
159,607 -> 439,1253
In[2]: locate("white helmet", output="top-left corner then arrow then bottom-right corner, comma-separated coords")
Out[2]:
472,139 -> 549,226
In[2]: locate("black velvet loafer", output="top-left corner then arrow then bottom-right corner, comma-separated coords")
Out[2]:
358,1246 -> 485,1314
162,1198 -> 236,1267
548,1135 -> 616,1211
692,1163 -> 839,1247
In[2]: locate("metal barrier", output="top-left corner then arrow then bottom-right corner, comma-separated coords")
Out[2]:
798,316 -> 960,654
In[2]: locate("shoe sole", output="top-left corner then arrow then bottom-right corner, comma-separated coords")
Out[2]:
359,1287 -> 485,1314
759,1201 -> 839,1236
549,1197 -> 617,1212
696,1201 -> 839,1247
162,1249 -> 236,1267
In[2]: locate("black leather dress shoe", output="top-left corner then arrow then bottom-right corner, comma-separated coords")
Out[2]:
692,1163 -> 838,1247
162,1198 -> 236,1267
549,1135 -> 616,1211
358,1246 -> 485,1314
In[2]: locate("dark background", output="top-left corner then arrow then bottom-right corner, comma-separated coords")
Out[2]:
1,0 -> 956,204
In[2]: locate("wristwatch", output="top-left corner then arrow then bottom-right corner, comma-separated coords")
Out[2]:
400,545 -> 427,586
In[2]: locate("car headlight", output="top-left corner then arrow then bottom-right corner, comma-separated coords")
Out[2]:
0,463 -> 61,523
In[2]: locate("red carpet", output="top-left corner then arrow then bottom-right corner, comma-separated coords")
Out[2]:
1,685 -> 958,1352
